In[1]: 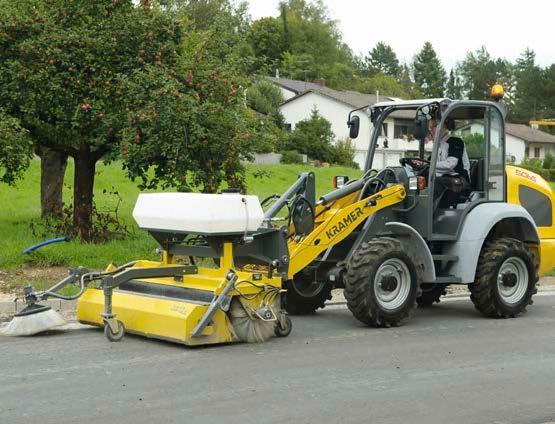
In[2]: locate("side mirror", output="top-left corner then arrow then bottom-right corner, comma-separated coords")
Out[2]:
348,115 -> 360,139
333,175 -> 349,189
414,114 -> 428,140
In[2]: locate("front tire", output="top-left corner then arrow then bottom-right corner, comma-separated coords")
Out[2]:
344,238 -> 418,327
469,238 -> 538,318
283,272 -> 333,315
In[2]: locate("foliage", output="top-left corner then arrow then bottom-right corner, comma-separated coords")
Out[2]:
543,152 -> 554,169
461,132 -> 484,158
510,48 -> 550,124
364,42 -> 399,77
413,42 -> 446,98
246,80 -> 285,125
248,16 -> 286,71
354,72 -> 413,99
287,107 -> 335,163
246,111 -> 289,154
446,69 -> 463,99
0,109 -> 33,185
332,137 -> 357,168
30,189 -> 129,243
280,150 -> 303,164
457,46 -> 514,102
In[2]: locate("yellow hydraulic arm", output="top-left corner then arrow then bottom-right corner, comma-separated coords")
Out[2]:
287,184 -> 406,279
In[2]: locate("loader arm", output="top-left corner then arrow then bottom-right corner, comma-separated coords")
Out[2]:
287,184 -> 406,279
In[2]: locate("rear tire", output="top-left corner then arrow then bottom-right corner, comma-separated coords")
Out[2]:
417,283 -> 448,307
344,238 -> 418,327
469,238 -> 538,318
283,272 -> 333,315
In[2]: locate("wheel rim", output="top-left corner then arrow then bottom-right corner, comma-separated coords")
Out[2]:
373,258 -> 412,310
497,257 -> 528,305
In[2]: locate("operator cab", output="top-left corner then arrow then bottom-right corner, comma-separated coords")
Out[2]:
347,95 -> 507,242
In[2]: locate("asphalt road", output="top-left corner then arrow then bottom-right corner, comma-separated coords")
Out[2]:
1,295 -> 555,424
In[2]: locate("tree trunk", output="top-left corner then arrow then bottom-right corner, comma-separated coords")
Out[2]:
37,147 -> 68,218
73,154 -> 96,241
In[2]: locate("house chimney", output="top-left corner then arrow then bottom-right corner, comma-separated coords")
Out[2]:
275,69 -> 280,79
313,79 -> 326,87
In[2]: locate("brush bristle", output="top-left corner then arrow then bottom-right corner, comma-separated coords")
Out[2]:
229,299 -> 276,343
0,309 -> 66,336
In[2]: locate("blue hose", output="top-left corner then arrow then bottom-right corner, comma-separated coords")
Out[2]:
22,237 -> 68,254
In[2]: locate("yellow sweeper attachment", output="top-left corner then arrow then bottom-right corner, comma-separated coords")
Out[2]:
2,192 -> 292,345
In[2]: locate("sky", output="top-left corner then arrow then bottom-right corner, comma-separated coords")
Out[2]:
248,0 -> 554,71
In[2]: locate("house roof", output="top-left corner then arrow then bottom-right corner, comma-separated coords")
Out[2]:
266,77 -> 326,94
272,77 -> 414,119
505,123 -> 555,144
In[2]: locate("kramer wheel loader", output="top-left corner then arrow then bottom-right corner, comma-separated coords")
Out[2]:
272,85 -> 555,325
4,85 -> 553,345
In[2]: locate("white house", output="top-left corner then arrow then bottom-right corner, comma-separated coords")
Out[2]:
274,79 -> 427,169
459,122 -> 555,164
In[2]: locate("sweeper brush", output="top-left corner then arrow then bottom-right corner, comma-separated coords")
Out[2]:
0,304 -> 65,336
2,192 -> 292,346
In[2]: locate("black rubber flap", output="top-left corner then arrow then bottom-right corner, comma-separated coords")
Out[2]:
15,303 -> 52,317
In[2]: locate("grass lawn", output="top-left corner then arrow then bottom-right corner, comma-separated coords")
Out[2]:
0,159 -> 361,275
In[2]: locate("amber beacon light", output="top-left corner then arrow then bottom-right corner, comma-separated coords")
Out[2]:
490,84 -> 504,101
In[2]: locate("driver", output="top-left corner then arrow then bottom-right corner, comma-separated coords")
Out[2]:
429,116 -> 470,206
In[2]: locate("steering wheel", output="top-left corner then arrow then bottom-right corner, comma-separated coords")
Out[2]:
400,157 -> 430,172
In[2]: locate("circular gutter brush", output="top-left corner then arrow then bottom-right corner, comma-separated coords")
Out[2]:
229,299 -> 276,343
0,303 -> 66,336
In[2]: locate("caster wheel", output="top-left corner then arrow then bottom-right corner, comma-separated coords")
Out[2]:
104,320 -> 125,342
275,314 -> 292,337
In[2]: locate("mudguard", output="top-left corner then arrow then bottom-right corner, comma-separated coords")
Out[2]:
386,222 -> 436,283
443,203 -> 539,283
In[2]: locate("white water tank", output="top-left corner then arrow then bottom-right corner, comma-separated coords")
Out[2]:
133,193 -> 264,234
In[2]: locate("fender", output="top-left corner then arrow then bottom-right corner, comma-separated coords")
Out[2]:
385,222 -> 436,283
444,203 -> 540,283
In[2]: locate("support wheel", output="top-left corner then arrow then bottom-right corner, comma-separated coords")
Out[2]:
104,320 -> 125,342
344,238 -> 418,327
417,283 -> 448,307
275,314 -> 292,337
469,238 -> 538,318
283,272 -> 333,315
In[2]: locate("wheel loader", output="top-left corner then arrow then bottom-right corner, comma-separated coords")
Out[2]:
276,85 -> 555,325
4,85 -> 553,345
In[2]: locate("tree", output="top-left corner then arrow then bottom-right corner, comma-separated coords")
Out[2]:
246,80 -> 285,126
413,42 -> 446,98
397,64 -> 422,99
446,69 -> 463,99
287,107 -> 335,163
248,17 -> 286,71
365,42 -> 399,77
0,109 -> 33,185
511,48 -> 545,123
457,47 -> 514,101
0,0 -> 251,240
354,73 -> 412,99
276,0 -> 355,87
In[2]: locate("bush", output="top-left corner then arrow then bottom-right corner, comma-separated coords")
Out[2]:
543,153 -> 554,169
280,150 -> 303,164
331,137 -> 357,168
286,107 -> 336,163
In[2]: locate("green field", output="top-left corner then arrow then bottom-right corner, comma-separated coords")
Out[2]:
0,160 -> 361,272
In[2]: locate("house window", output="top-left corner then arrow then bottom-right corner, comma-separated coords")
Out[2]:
534,147 -> 540,158
525,147 -> 529,157
284,123 -> 292,132
394,123 -> 415,139
380,123 -> 388,137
